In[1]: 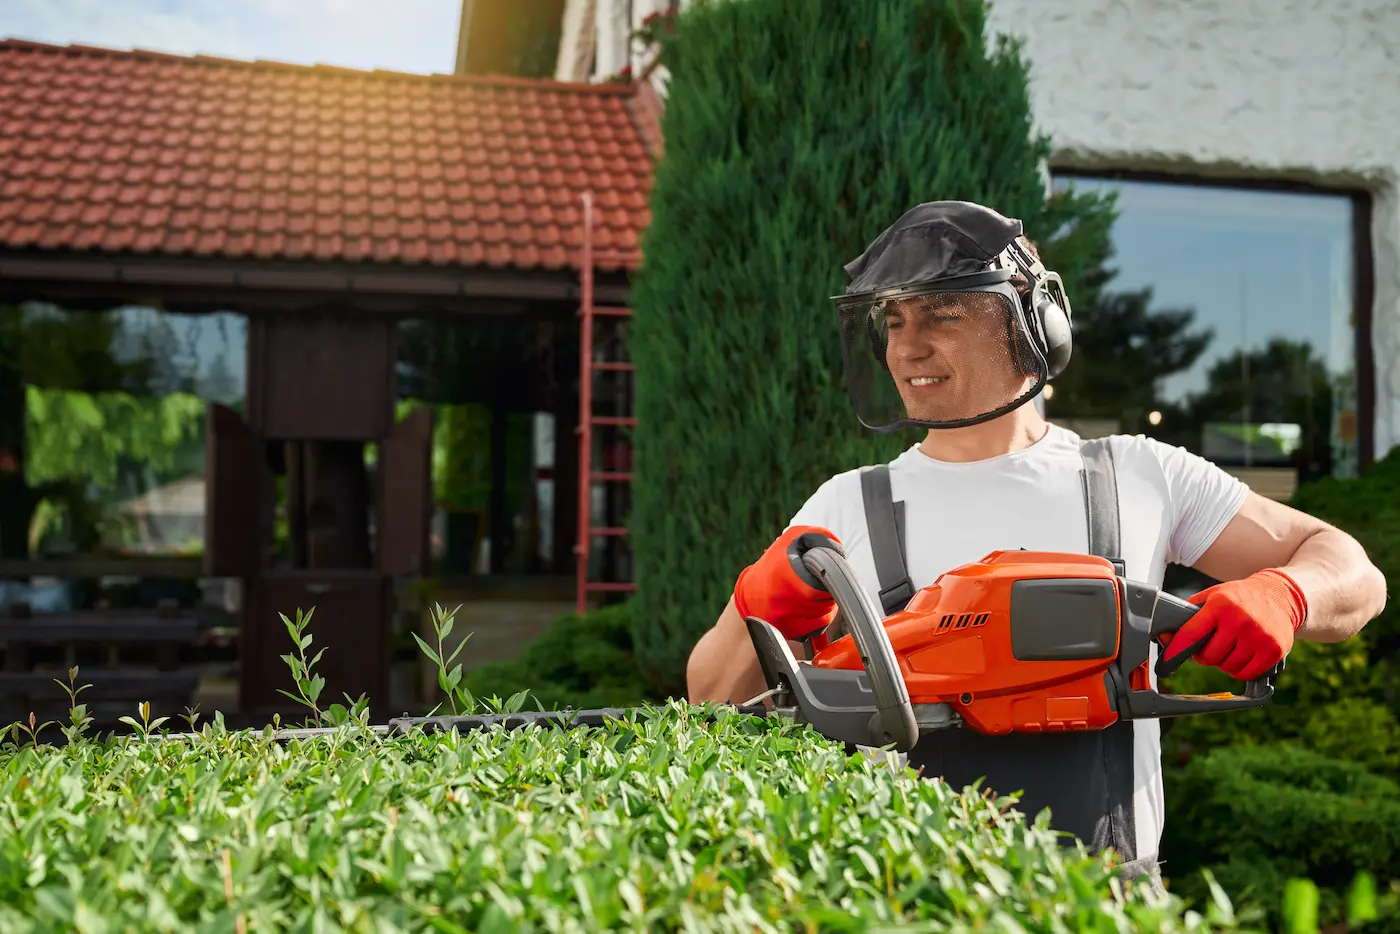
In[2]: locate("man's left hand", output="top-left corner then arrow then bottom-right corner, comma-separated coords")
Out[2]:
1156,569 -> 1309,682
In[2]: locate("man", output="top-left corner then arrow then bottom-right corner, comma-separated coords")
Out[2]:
685,200 -> 1387,891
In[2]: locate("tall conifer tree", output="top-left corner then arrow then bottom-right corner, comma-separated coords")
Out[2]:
627,0 -> 1115,690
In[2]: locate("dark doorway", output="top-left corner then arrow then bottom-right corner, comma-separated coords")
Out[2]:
395,311 -> 581,589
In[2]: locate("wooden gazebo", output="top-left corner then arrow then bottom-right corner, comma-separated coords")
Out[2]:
0,39 -> 660,724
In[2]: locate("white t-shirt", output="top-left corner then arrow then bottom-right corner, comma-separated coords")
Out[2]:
785,422 -> 1249,860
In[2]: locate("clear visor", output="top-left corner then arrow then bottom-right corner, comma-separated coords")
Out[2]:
836,284 -> 1047,431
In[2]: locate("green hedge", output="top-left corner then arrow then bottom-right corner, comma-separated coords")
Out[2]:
2,702 -> 1247,931
1160,744 -> 1400,930
626,0 -> 1116,693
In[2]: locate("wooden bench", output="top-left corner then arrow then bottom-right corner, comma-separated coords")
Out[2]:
0,599 -> 224,731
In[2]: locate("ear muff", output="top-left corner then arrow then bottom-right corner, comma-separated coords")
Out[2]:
1034,286 -> 1073,379
1007,286 -> 1072,380
1000,241 -> 1073,382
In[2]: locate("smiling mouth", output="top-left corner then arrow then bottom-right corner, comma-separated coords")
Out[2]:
908,376 -> 949,387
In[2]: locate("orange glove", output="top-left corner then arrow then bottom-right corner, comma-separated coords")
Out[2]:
1158,569 -> 1308,683
734,525 -> 843,641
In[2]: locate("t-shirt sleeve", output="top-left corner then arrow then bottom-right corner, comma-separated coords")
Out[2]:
786,476 -> 842,533
1140,437 -> 1250,567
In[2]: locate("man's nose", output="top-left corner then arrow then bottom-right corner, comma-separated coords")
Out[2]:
889,325 -> 937,362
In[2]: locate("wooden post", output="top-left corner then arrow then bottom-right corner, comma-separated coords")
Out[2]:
489,399 -> 509,574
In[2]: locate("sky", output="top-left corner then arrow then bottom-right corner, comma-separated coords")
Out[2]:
1,0 -> 462,74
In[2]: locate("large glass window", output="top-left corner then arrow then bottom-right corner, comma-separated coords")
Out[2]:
0,302 -> 246,611
1046,175 -> 1362,500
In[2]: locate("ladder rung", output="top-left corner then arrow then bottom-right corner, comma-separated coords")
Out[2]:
594,362 -> 634,372
585,581 -> 638,593
591,417 -> 637,427
590,527 -> 628,537
590,472 -> 633,482
591,306 -> 632,318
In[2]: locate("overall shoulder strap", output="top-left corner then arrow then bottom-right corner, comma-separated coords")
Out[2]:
859,465 -> 915,616
1079,436 -> 1124,572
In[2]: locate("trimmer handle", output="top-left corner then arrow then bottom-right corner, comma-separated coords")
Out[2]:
1135,591 -> 1283,716
792,538 -> 919,753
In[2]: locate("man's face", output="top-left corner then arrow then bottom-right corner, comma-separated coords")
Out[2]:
880,292 -> 1033,423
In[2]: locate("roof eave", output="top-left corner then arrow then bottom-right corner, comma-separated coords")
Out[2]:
0,249 -> 636,312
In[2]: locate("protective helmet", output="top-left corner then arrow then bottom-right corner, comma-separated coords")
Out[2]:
833,200 -> 1073,432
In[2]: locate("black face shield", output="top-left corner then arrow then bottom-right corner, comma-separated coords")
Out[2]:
833,201 -> 1064,432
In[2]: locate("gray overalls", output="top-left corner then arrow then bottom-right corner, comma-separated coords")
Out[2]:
858,437 -> 1167,895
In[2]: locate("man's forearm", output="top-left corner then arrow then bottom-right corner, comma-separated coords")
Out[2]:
686,597 -> 808,706
1280,528 -> 1387,642
686,598 -> 769,704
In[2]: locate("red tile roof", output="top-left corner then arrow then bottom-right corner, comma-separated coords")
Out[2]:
0,39 -> 656,273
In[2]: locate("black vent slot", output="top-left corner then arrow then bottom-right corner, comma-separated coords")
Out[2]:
938,612 -> 991,630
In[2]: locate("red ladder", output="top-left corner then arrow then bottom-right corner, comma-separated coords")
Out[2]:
575,192 -> 641,613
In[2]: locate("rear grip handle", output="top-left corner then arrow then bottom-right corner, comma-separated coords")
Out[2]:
799,545 -> 919,753
1148,591 -> 1284,710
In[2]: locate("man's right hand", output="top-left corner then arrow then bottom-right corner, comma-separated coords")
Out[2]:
732,525 -> 843,641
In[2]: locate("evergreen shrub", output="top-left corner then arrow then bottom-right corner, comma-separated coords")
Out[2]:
627,0 -> 1115,691
459,601 -> 663,710
1160,744 -> 1400,930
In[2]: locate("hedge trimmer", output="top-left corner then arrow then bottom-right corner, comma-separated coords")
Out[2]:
383,539 -> 1283,751
120,540 -> 1281,750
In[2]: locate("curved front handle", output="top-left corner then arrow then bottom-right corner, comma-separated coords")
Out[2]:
795,541 -> 919,752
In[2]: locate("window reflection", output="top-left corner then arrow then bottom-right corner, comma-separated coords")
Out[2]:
0,302 -> 247,571
1047,176 -> 1360,497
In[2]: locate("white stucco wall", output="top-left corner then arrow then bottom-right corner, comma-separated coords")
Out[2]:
984,0 -> 1400,460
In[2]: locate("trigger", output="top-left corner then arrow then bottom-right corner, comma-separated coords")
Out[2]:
1155,630 -> 1213,679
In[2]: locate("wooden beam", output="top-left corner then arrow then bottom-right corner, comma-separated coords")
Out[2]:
0,557 -> 206,579
0,617 -> 207,643
593,0 -> 630,81
0,253 -> 635,312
